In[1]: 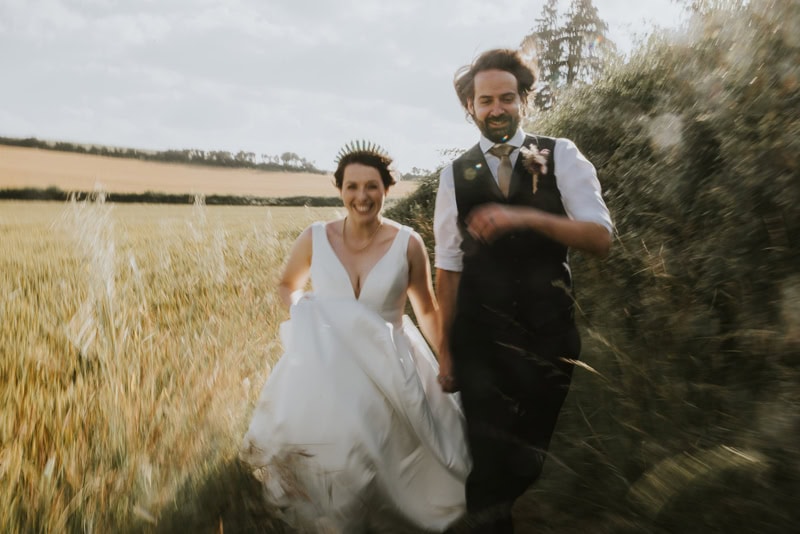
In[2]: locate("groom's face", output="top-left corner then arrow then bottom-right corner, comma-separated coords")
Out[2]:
467,69 -> 522,144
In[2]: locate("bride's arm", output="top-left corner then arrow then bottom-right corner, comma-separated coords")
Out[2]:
406,231 -> 441,353
277,226 -> 313,309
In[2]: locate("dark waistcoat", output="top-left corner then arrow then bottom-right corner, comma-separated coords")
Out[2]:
453,135 -> 573,328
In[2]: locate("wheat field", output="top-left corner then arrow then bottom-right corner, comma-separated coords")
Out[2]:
0,145 -> 420,198
0,200 -> 340,532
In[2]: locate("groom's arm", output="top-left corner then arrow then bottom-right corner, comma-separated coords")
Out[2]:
433,163 -> 463,392
466,138 -> 613,257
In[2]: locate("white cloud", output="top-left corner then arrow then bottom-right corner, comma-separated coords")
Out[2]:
5,0 -> 88,40
0,0 -> 687,172
95,13 -> 172,47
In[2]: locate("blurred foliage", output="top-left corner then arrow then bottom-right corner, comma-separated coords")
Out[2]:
386,172 -> 440,257
389,0 -> 800,531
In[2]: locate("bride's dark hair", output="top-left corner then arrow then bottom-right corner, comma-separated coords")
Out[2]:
333,140 -> 397,189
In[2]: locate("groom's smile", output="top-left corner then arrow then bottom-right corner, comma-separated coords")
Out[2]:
467,69 -> 522,143
487,115 -> 512,132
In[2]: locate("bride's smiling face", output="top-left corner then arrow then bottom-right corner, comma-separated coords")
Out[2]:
340,163 -> 387,222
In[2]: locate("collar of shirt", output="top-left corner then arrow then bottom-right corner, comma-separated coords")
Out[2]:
479,129 -> 526,156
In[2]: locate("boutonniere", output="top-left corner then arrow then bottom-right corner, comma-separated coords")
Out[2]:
519,145 -> 550,194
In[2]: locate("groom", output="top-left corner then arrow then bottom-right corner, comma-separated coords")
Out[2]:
434,48 -> 613,532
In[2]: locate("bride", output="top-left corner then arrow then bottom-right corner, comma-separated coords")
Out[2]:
240,141 -> 469,532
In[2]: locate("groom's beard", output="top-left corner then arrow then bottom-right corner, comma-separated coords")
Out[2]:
475,113 -> 520,144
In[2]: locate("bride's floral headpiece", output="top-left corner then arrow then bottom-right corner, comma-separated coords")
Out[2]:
335,139 -> 391,165
333,139 -> 397,188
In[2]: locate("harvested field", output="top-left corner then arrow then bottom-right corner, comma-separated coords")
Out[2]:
0,145 -> 420,198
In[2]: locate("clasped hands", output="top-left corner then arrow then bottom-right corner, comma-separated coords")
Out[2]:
437,373 -> 458,393
437,351 -> 459,393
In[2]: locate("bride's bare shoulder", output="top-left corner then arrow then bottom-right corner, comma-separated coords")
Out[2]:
323,218 -> 344,231
322,219 -> 345,243
381,218 -> 404,234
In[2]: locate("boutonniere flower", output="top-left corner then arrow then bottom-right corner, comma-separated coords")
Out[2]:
519,145 -> 550,194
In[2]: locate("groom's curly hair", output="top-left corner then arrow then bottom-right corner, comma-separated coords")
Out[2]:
454,48 -> 538,111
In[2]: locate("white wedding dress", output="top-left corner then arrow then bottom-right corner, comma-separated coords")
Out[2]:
241,222 -> 469,533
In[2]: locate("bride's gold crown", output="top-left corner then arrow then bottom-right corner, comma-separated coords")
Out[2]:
335,139 -> 390,165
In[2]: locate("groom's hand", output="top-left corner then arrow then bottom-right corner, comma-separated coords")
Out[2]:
467,204 -> 527,243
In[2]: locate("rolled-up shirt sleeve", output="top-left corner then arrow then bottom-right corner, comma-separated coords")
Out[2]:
554,138 -> 614,235
433,163 -> 464,272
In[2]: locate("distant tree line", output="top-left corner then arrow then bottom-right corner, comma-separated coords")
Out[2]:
403,167 -> 435,181
0,186 -> 341,206
0,136 -> 325,174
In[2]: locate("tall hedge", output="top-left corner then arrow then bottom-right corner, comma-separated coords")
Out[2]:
388,1 -> 800,531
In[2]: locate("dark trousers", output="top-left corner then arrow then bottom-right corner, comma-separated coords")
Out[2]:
451,308 -> 580,533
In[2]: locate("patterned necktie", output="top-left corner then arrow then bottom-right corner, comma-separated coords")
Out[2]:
489,143 -> 514,197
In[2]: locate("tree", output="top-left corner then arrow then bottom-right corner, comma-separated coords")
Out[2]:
235,150 -> 256,165
521,0 -> 616,110
523,0 -> 562,110
280,151 -> 300,167
564,0 -> 614,84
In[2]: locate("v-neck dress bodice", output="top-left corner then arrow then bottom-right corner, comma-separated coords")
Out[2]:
310,221 -> 409,326
241,219 -> 470,532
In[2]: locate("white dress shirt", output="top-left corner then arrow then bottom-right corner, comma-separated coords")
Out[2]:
433,129 -> 614,272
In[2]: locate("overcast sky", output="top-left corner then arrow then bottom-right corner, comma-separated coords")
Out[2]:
0,0 -> 687,173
